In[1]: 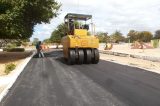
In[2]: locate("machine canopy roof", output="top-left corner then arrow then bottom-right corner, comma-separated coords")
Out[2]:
65,13 -> 92,21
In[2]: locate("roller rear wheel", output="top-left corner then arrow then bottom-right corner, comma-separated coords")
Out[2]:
68,49 -> 76,65
84,49 -> 92,64
92,49 -> 99,64
77,49 -> 84,64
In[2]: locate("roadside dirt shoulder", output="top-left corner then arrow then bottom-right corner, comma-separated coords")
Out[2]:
0,52 -> 32,92
0,52 -> 32,76
100,53 -> 160,74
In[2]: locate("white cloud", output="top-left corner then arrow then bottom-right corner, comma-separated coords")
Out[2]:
31,0 -> 160,40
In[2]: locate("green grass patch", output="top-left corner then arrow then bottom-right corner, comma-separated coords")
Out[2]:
5,63 -> 16,74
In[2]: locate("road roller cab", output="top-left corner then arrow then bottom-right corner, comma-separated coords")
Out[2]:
61,13 -> 99,65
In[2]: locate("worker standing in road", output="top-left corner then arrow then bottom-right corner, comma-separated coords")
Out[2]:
36,41 -> 44,58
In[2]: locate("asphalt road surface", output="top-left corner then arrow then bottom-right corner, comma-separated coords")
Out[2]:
1,50 -> 160,106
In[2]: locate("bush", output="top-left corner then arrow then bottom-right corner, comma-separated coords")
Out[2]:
5,63 -> 16,74
6,43 -> 17,49
151,39 -> 159,48
21,42 -> 28,47
3,48 -> 25,52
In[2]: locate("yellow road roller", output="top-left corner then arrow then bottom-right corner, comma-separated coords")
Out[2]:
61,13 -> 99,65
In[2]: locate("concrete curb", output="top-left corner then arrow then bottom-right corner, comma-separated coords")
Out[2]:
99,50 -> 160,62
0,51 -> 35,102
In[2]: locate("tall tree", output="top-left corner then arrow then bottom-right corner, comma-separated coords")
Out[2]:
154,30 -> 160,39
56,23 -> 68,38
110,31 -> 125,43
50,23 -> 68,43
127,30 -> 137,42
127,30 -> 153,42
96,32 -> 108,43
43,38 -> 51,44
0,0 -> 60,39
140,31 -> 153,42
50,30 -> 61,43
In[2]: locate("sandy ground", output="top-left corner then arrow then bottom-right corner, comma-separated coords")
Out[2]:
0,65 -> 5,76
99,43 -> 160,58
0,60 -> 22,76
0,84 -> 6,93
100,53 -> 160,74
0,52 -> 32,76
99,43 -> 160,74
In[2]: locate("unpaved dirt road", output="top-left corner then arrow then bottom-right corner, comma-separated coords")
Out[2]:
1,50 -> 160,106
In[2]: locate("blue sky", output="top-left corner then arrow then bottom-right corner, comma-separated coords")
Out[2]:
31,0 -> 160,41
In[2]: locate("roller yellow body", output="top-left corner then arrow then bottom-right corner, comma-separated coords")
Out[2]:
61,13 -> 99,65
62,29 -> 99,58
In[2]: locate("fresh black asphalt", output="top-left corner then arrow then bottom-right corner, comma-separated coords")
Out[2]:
1,50 -> 160,106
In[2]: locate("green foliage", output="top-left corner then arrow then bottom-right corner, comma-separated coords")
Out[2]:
140,31 -> 153,42
50,30 -> 61,43
154,30 -> 160,39
127,30 -> 153,42
21,42 -> 28,47
110,31 -> 125,43
21,39 -> 30,46
97,31 -> 126,43
56,23 -> 68,38
0,0 -> 61,39
96,35 -> 105,43
2,39 -> 29,48
6,43 -> 17,49
43,38 -> 51,44
15,41 -> 21,47
3,48 -> 25,52
127,30 -> 137,42
74,21 -> 82,28
96,32 -> 109,43
50,23 -> 68,43
5,63 -> 16,74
